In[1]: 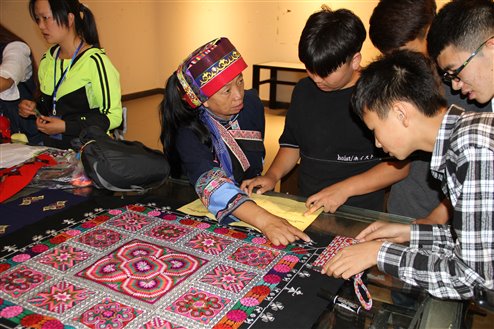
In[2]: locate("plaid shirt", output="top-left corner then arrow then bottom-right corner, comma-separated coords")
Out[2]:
377,105 -> 494,300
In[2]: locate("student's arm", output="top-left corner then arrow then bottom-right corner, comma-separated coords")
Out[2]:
241,147 -> 300,195
0,77 -> 14,93
305,160 -> 410,214
414,198 -> 452,224
0,42 -> 31,96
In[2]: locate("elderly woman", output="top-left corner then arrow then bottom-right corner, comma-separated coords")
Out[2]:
160,37 -> 310,246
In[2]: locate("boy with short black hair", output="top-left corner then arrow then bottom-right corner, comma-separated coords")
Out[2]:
427,0 -> 494,108
242,6 -> 387,212
322,49 -> 494,300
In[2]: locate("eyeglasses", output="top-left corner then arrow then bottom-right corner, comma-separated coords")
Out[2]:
442,36 -> 494,83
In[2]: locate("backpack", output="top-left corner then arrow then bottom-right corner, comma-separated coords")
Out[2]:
79,126 -> 169,192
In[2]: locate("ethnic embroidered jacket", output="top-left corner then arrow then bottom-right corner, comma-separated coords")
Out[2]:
175,89 -> 265,223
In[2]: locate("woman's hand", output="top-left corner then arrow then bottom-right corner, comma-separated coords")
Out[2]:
36,116 -> 66,135
18,99 -> 37,118
257,214 -> 311,246
233,201 -> 311,246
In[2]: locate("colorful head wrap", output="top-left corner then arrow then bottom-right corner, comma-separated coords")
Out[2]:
176,37 -> 247,108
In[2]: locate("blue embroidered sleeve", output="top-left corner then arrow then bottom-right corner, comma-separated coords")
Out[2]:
195,167 -> 251,224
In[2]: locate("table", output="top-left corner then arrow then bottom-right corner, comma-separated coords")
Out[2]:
251,61 -> 306,109
0,179 -> 469,329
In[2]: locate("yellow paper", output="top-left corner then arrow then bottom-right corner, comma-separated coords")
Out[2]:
177,194 -> 321,232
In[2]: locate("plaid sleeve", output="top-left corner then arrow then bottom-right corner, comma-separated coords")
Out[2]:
377,239 -> 483,299
409,224 -> 456,251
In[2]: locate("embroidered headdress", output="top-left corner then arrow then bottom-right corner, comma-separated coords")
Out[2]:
176,37 -> 247,108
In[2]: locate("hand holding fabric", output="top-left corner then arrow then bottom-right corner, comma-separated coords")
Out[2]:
321,241 -> 382,280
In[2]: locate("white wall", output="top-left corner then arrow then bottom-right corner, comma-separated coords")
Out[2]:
1,1 -> 450,99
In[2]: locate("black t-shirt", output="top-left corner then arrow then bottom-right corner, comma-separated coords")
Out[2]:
279,77 -> 385,211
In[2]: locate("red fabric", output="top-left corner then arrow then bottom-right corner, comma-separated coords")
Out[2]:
0,153 -> 56,203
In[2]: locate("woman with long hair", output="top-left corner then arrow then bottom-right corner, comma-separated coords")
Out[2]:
18,0 -> 122,149
160,37 -> 310,246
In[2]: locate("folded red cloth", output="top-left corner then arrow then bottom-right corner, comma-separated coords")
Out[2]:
0,153 -> 57,203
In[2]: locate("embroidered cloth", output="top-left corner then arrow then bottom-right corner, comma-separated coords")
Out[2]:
0,204 -> 342,329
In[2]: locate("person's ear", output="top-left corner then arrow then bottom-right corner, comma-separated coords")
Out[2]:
68,12 -> 75,28
391,102 -> 409,128
350,52 -> 362,70
485,37 -> 494,50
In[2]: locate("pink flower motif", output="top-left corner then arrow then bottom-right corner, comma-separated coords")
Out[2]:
65,229 -> 81,237
41,319 -> 64,329
240,297 -> 260,307
81,222 -> 96,229
273,264 -> 291,273
136,261 -> 151,271
103,264 -> 116,273
0,305 -> 23,318
31,244 -> 49,253
139,280 -> 157,289
251,237 -> 267,245
263,273 -> 281,284
214,228 -> 229,234
226,309 -> 247,322
12,254 -> 31,263
162,214 -> 177,221
147,210 -> 160,217
108,209 -> 122,215
282,255 -> 299,262
197,223 -> 210,229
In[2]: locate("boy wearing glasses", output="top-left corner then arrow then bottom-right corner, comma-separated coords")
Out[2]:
321,49 -> 494,303
427,0 -> 494,110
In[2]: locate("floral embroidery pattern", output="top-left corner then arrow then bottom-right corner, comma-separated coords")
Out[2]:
166,287 -> 230,324
77,228 -> 124,249
229,244 -> 280,269
200,264 -> 256,293
37,245 -> 91,271
77,240 -> 207,304
184,232 -> 234,255
146,223 -> 191,242
0,266 -> 50,298
108,212 -> 151,231
28,281 -> 93,313
75,297 -> 142,329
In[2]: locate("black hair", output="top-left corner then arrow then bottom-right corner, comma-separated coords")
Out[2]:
159,73 -> 211,176
298,6 -> 366,77
29,0 -> 100,47
369,0 -> 436,54
352,50 -> 447,120
427,0 -> 494,60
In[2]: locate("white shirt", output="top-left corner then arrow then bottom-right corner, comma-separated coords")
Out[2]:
0,41 -> 33,101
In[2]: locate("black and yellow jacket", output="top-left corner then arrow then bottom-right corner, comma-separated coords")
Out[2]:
37,46 -> 122,149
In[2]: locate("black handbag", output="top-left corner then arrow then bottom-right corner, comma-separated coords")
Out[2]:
79,126 -> 169,192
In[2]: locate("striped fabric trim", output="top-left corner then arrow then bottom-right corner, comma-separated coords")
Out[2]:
90,53 -> 111,115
